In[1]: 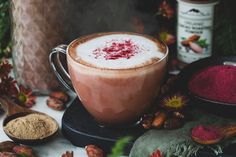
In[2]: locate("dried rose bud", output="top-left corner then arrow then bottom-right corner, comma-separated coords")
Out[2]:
150,149 -> 163,157
157,0 -> 175,19
49,91 -> 69,103
46,97 -> 65,111
13,146 -> 35,157
164,118 -> 183,130
61,151 -> 73,157
16,85 -> 36,108
142,114 -> 154,129
152,111 -> 167,128
85,145 -> 105,157
0,141 -> 17,152
0,152 -> 17,157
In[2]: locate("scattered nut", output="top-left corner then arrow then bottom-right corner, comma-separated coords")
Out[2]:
46,97 -> 65,111
0,152 -> 17,157
0,141 -> 17,152
61,151 -> 73,157
141,114 -> 154,129
0,141 -> 37,157
150,149 -> 163,157
164,118 -> 183,129
85,145 -> 105,157
173,111 -> 185,120
152,111 -> 167,128
49,91 -> 69,103
13,146 -> 35,157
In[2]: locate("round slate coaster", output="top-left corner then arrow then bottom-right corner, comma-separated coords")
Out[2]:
61,98 -> 146,155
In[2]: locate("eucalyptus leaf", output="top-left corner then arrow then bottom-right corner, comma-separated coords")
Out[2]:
108,136 -> 132,157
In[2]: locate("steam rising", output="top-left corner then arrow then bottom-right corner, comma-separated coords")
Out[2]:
64,0 -> 159,41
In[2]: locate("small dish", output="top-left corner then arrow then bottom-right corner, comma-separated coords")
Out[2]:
0,96 -> 59,145
174,56 -> 236,117
3,112 -> 59,145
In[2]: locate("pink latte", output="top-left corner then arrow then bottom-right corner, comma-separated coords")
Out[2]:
67,32 -> 168,125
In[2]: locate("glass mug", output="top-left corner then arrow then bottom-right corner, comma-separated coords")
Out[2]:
49,32 -> 168,126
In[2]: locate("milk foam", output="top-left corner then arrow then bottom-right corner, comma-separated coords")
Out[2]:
74,34 -> 164,69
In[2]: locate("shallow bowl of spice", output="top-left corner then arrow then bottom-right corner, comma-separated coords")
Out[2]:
175,56 -> 236,117
3,112 -> 59,145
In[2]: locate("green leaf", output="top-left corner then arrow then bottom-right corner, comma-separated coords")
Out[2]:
16,154 -> 29,157
108,136 -> 133,157
196,39 -> 208,48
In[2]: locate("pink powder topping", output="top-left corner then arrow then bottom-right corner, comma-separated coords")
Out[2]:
191,125 -> 221,141
92,40 -> 142,60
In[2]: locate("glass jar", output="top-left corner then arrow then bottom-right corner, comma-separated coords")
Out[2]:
177,0 -> 219,64
10,0 -> 66,94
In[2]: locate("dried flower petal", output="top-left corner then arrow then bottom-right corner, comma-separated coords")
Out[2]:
0,60 -> 36,108
150,149 -> 163,157
15,85 -> 36,108
0,76 -> 18,96
157,0 -> 175,19
0,60 -> 12,78
159,31 -> 176,45
161,93 -> 189,111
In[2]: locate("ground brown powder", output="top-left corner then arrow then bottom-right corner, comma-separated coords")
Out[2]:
4,113 -> 58,140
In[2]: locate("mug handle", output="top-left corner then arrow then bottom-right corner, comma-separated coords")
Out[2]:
49,44 -> 75,92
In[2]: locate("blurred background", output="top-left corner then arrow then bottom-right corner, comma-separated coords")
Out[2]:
0,0 -> 235,58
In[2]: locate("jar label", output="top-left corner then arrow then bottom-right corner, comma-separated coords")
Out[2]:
177,3 -> 215,63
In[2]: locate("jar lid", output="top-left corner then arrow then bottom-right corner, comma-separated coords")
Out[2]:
177,0 -> 219,5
